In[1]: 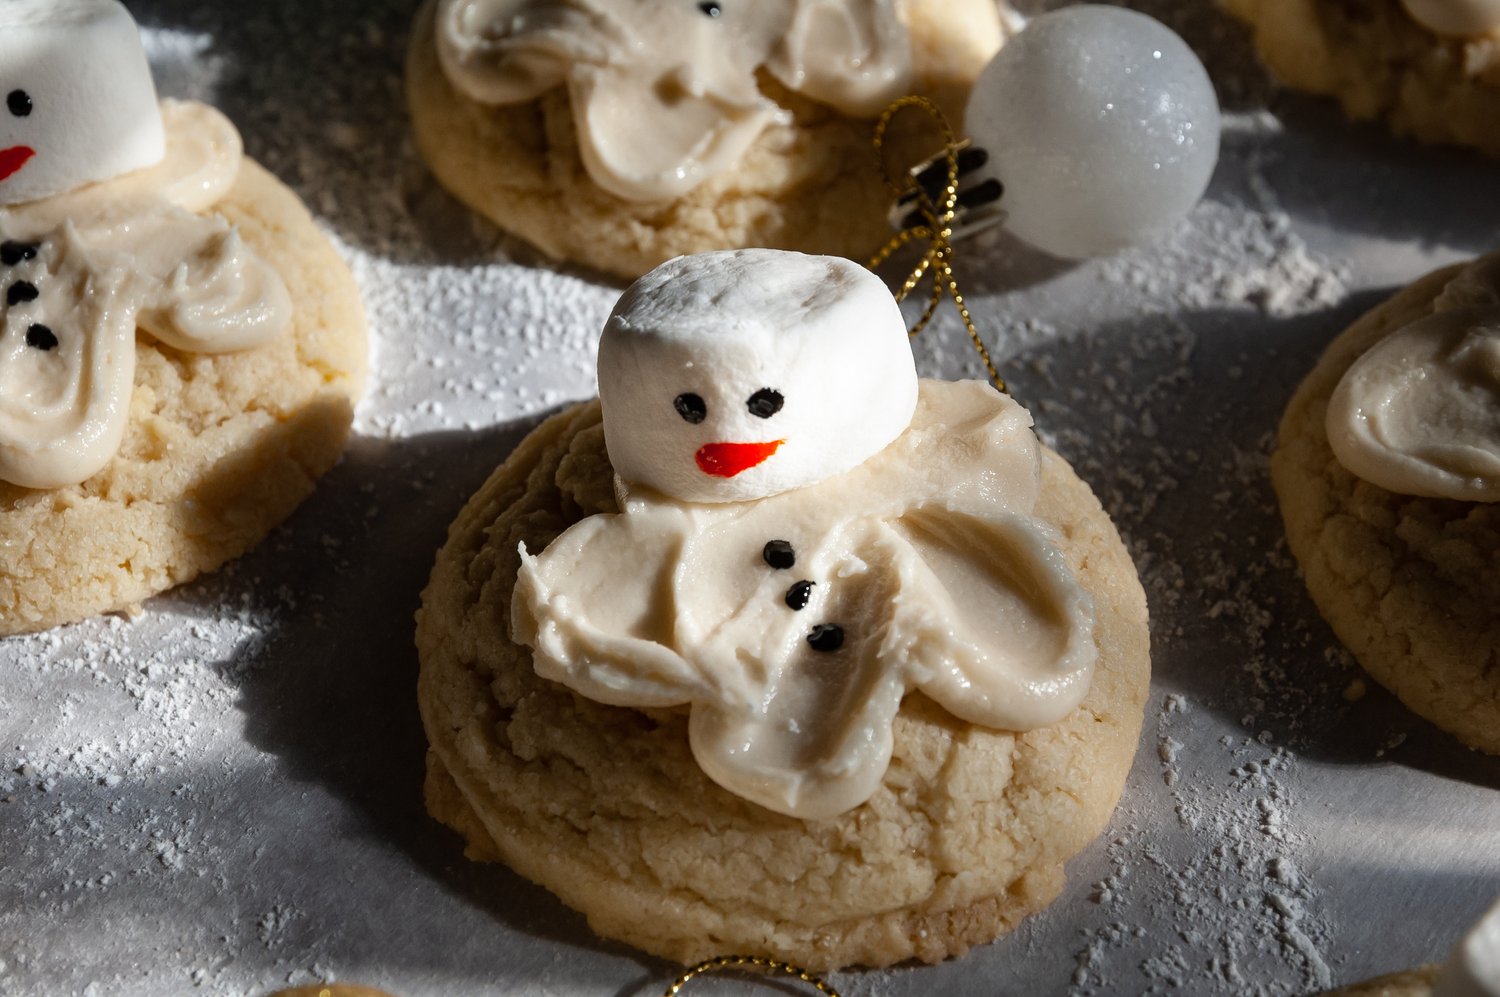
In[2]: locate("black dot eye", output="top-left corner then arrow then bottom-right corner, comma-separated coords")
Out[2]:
698,2 -> 722,16
673,392 -> 707,424
747,388 -> 783,419
7,90 -> 31,118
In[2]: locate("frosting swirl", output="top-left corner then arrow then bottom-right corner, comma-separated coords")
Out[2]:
513,379 -> 1097,820
0,99 -> 291,489
435,0 -> 914,201
1326,253 -> 1500,502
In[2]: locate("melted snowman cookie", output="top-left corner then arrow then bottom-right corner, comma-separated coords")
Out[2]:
0,1 -> 366,634
405,0 -> 1010,278
436,0 -> 913,202
417,250 -> 1150,967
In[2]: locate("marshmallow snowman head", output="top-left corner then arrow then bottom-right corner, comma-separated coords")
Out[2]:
598,249 -> 919,504
0,0 -> 165,206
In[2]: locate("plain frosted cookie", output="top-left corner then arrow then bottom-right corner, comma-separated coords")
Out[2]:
1270,252 -> 1500,753
405,0 -> 1007,279
416,250 -> 1150,969
1222,0 -> 1500,157
0,1 -> 366,635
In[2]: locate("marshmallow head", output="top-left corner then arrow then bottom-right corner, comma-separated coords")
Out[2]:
598,249 -> 918,504
0,0 -> 165,205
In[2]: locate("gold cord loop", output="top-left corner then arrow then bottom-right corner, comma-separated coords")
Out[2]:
661,955 -> 842,997
869,95 -> 1006,395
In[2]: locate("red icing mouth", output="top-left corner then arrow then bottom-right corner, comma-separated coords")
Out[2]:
695,440 -> 784,478
0,146 -> 35,182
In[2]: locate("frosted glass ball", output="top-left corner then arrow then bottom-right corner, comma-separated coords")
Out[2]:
965,5 -> 1220,259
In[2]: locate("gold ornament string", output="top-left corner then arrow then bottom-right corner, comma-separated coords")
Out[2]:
661,955 -> 842,997
868,95 -> 1006,396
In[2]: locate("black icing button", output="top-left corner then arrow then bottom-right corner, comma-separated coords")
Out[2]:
7,281 -> 38,306
1,242 -> 38,266
6,90 -> 31,118
807,624 -> 844,653
762,539 -> 794,570
784,580 -> 814,611
26,324 -> 57,351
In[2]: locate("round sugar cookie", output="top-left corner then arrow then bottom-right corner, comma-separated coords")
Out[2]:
0,159 -> 367,635
404,0 -> 1006,280
1222,0 -> 1500,157
1270,262 -> 1500,754
415,400 -> 1150,971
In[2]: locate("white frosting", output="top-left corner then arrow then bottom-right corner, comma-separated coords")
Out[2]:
434,0 -> 913,201
0,0 -> 165,206
1402,0 -> 1500,36
598,249 -> 918,504
514,379 -> 1096,820
1326,253 -> 1500,502
0,100 -> 292,490
513,249 -> 1095,819
1434,897 -> 1500,997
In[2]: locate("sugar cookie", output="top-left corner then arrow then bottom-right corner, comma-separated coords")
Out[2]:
416,250 -> 1149,968
1271,253 -> 1500,753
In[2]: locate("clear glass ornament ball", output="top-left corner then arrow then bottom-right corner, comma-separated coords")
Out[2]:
965,5 -> 1221,259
